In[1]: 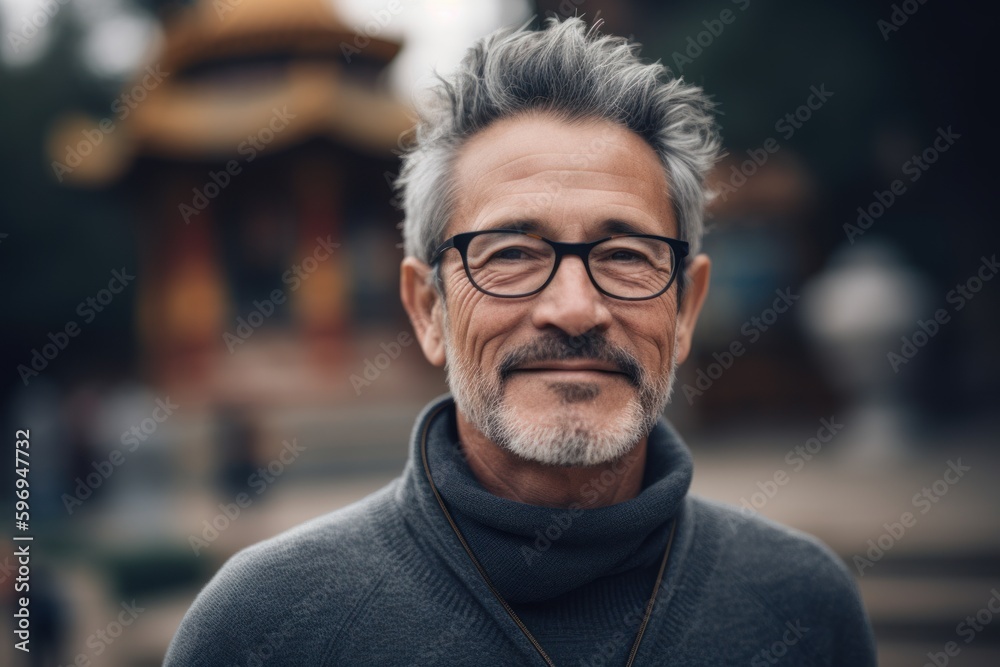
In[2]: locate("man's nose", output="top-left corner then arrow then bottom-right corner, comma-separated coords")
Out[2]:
530,255 -> 612,338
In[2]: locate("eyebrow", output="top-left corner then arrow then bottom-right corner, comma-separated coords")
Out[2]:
484,219 -> 656,237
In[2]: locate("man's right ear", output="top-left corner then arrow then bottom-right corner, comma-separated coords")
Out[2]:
400,257 -> 446,368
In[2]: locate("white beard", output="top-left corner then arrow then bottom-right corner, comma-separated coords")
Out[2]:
442,309 -> 679,468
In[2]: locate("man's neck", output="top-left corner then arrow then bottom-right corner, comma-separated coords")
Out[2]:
454,409 -> 648,509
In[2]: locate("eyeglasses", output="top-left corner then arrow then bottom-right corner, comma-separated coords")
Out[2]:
429,229 -> 689,300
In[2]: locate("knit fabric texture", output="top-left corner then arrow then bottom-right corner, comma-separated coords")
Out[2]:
165,392 -> 877,666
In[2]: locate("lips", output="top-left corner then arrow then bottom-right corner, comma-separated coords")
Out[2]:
512,361 -> 623,374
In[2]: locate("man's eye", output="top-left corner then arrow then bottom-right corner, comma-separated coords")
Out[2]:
609,250 -> 644,262
491,247 -> 531,261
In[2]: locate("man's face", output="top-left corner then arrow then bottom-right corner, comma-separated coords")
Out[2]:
405,111 -> 707,467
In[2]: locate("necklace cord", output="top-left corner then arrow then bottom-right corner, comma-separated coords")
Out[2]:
418,402 -> 677,667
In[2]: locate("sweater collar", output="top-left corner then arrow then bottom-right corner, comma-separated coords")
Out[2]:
399,392 -> 693,604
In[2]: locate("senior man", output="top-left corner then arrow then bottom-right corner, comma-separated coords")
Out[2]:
167,17 -> 876,666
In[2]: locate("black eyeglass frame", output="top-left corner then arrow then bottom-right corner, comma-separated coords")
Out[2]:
429,229 -> 690,301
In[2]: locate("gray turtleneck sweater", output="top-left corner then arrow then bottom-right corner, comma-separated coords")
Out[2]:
165,393 -> 877,666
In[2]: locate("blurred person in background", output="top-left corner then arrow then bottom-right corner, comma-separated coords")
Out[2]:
165,17 -> 876,666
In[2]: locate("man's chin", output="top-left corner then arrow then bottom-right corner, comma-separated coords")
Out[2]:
498,395 -> 637,434
504,373 -> 637,406
493,414 -> 642,468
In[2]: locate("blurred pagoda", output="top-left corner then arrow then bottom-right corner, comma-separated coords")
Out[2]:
48,0 -> 414,404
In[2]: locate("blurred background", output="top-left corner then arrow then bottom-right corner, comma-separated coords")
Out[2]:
0,0 -> 996,665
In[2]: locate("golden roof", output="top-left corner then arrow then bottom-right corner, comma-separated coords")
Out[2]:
49,0 -> 412,185
159,0 -> 400,73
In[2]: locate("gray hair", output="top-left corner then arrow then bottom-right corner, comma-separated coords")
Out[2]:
396,16 -> 721,285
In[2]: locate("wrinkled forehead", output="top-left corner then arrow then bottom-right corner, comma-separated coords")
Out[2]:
447,112 -> 676,241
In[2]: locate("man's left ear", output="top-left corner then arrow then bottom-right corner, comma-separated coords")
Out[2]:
673,254 -> 711,365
